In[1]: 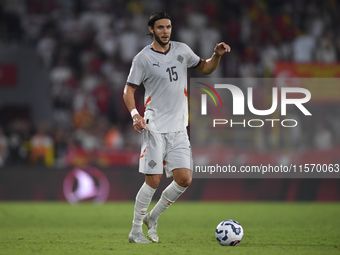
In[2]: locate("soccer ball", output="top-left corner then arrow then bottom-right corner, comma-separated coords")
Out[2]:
215,219 -> 244,246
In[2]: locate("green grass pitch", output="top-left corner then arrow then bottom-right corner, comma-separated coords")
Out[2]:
0,202 -> 339,255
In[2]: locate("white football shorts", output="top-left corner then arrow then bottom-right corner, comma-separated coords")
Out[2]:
139,130 -> 193,177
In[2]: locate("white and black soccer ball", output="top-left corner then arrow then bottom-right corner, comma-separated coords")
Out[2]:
215,219 -> 244,246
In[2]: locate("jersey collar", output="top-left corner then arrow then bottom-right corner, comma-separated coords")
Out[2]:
150,43 -> 171,55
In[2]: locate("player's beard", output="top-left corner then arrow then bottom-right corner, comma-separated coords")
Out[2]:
154,33 -> 170,46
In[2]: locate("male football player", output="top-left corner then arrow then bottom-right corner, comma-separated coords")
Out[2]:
123,11 -> 230,243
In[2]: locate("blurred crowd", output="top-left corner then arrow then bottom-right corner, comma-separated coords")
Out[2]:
0,0 -> 340,168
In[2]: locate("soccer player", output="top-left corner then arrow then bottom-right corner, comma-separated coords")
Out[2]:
123,11 -> 230,243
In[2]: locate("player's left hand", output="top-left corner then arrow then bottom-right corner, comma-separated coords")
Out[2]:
214,42 -> 231,56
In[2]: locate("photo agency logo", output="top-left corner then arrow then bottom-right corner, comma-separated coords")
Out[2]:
196,82 -> 223,112
197,81 -> 312,128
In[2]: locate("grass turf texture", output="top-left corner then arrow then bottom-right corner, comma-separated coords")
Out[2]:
0,202 -> 339,255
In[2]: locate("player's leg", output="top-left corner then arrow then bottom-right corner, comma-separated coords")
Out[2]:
172,167 -> 192,187
144,168 -> 191,242
145,174 -> 163,189
131,174 -> 162,232
129,130 -> 164,243
148,168 -> 191,221
145,130 -> 193,242
128,174 -> 162,243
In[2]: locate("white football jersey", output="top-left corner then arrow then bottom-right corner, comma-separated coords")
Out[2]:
127,41 -> 201,133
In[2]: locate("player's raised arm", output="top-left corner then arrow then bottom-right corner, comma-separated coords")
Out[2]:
123,85 -> 146,134
196,42 -> 231,75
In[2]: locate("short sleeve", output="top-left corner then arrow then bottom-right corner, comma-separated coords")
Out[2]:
126,54 -> 145,87
184,44 -> 201,69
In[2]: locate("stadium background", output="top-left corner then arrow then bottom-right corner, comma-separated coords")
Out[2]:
0,0 -> 340,202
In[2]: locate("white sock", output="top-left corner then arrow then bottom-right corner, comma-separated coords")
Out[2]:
131,182 -> 156,234
149,181 -> 187,221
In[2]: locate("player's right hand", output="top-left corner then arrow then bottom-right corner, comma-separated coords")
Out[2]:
133,114 -> 147,133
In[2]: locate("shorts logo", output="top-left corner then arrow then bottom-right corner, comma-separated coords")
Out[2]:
148,160 -> 157,169
177,55 -> 184,63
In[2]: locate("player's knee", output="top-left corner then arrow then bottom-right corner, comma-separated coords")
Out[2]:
145,174 -> 162,189
177,177 -> 192,188
184,177 -> 192,187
